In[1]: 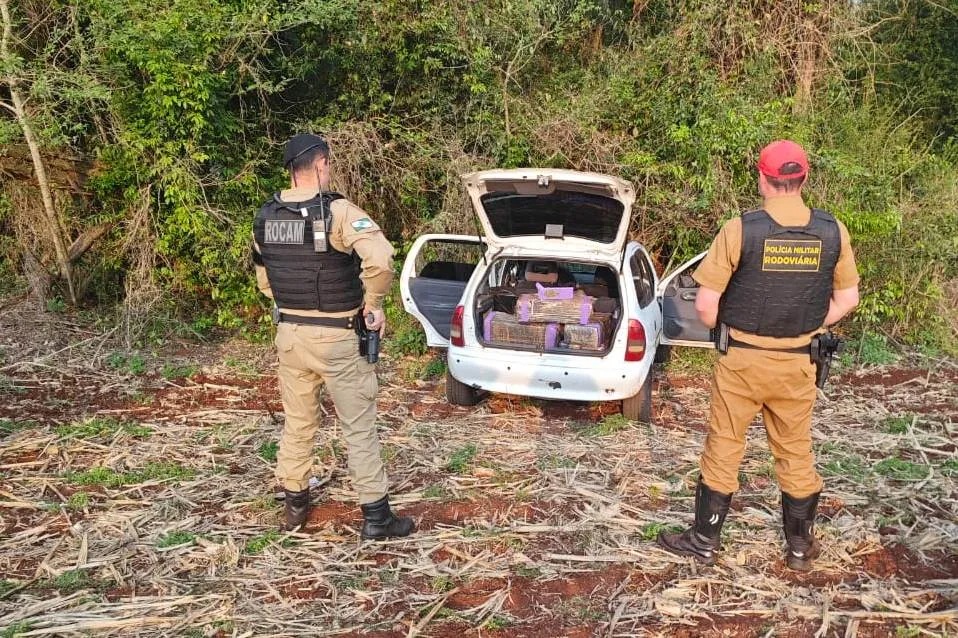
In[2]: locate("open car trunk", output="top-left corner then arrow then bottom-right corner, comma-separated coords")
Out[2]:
472,257 -> 622,356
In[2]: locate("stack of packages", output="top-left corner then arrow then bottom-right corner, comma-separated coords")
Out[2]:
484,281 -> 615,351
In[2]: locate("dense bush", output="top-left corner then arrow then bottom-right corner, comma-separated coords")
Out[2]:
0,0 -> 955,350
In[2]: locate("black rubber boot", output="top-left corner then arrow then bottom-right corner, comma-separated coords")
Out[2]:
283,488 -> 310,531
657,478 -> 732,565
360,495 -> 415,540
782,491 -> 821,571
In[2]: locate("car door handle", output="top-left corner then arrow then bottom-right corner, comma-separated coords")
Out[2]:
680,291 -> 697,301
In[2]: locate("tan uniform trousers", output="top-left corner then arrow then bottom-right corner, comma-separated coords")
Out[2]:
274,322 -> 389,504
699,346 -> 824,498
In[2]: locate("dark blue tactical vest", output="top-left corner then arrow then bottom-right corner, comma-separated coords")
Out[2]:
718,208 -> 840,337
253,192 -> 364,312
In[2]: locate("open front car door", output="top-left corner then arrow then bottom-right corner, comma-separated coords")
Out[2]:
656,252 -> 714,348
399,234 -> 484,347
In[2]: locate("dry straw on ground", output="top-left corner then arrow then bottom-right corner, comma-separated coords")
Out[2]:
0,303 -> 956,637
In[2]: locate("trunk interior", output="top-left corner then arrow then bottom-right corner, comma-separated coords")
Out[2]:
472,258 -> 622,356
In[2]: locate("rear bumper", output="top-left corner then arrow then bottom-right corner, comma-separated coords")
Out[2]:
447,348 -> 648,402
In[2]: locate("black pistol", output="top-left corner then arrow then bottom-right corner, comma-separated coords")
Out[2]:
810,331 -> 844,389
357,311 -> 380,364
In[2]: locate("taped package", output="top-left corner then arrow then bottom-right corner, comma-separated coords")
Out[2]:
483,311 -> 558,349
564,313 -> 613,350
517,290 -> 594,325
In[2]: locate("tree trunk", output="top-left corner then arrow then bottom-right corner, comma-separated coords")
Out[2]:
0,0 -> 76,305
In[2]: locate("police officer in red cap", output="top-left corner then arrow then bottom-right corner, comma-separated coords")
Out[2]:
657,140 -> 860,570
252,133 -> 415,539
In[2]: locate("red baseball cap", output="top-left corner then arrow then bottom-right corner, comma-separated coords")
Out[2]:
757,140 -> 809,179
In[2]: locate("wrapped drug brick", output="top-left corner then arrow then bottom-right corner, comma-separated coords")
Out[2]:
564,313 -> 613,350
517,287 -> 594,325
483,311 -> 559,349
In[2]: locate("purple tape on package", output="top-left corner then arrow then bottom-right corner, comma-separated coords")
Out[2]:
483,311 -> 497,341
579,299 -> 593,324
544,323 -> 559,349
536,282 -> 574,301
517,298 -> 531,322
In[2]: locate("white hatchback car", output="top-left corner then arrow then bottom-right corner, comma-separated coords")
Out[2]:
400,169 -> 713,421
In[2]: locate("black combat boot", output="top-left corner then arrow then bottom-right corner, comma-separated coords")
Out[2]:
657,478 -> 733,565
360,495 -> 416,540
283,488 -> 310,531
782,491 -> 821,571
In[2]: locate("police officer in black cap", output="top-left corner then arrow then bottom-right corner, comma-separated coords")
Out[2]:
252,134 -> 415,539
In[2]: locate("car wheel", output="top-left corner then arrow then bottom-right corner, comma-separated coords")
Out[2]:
654,343 -> 671,364
446,369 -> 481,406
622,373 -> 652,422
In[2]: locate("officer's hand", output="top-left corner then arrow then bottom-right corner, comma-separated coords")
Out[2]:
364,306 -> 386,333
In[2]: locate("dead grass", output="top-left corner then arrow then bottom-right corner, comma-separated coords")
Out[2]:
0,301 -> 956,637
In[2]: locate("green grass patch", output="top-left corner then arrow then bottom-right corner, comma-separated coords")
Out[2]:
66,492 -> 90,511
537,454 -> 577,470
513,564 -> 542,579
157,531 -> 197,548
106,352 -> 147,376
161,363 -> 199,380
852,333 -> 898,365
873,457 -> 929,481
638,522 -> 683,541
882,415 -> 913,434
0,579 -> 17,597
245,530 -> 292,555
820,454 -> 868,480
56,417 -> 151,440
0,622 -> 32,638
257,441 -> 278,462
445,443 -> 478,473
665,347 -> 717,374
0,419 -> 37,437
482,615 -> 512,630
423,356 -> 447,379
52,569 -> 91,593
582,413 -> 632,436
65,462 -> 195,488
940,458 -> 958,476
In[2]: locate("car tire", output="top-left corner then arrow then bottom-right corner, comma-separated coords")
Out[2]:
446,369 -> 481,406
654,343 -> 671,364
622,373 -> 652,423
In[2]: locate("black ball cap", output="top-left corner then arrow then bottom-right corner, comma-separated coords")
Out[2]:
283,133 -> 328,167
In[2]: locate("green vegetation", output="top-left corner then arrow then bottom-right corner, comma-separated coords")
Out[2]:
881,415 -> 913,435
941,459 -> 958,477
106,352 -> 147,376
582,413 -> 632,436
0,622 -> 32,638
157,531 -> 197,548
873,458 -> 929,481
445,443 -> 478,473
0,579 -> 16,597
821,454 -> 868,481
161,363 -> 199,380
0,1 -> 954,355
482,615 -> 512,630
0,419 -> 37,437
422,484 -> 451,500
65,462 -> 195,488
257,441 -> 279,463
52,569 -> 91,593
245,530 -> 292,555
639,522 -> 683,541
56,417 -> 151,440
66,492 -> 91,511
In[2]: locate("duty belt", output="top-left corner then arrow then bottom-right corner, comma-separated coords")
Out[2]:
278,312 -> 356,329
727,337 -> 809,355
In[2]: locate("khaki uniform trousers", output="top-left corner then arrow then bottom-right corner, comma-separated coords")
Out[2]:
699,347 -> 824,498
274,322 -> 389,504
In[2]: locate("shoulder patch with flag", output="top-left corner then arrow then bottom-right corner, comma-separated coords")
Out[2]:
351,217 -> 375,231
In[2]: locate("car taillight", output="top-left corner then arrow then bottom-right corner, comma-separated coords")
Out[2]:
450,305 -> 465,347
625,319 -> 646,361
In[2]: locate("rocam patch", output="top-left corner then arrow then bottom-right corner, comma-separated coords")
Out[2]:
762,239 -> 822,272
263,219 -> 305,244
350,217 -> 375,231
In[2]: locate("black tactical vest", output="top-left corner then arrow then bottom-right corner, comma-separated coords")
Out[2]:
252,192 -> 364,312
718,208 -> 840,337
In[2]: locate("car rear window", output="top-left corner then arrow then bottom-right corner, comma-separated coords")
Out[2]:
479,190 -> 624,243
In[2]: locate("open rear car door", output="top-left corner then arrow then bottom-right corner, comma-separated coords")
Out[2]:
656,252 -> 714,348
399,234 -> 484,347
